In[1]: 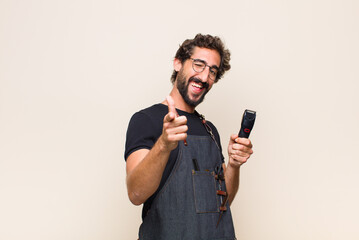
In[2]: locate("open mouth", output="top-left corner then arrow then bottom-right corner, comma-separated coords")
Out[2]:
189,78 -> 208,94
191,82 -> 204,94
192,82 -> 203,89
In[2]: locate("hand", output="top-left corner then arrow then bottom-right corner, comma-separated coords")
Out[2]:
159,96 -> 188,151
227,134 -> 253,168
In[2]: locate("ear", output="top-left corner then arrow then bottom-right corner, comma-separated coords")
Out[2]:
173,58 -> 182,72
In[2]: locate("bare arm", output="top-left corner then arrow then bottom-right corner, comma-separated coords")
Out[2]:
224,135 -> 253,205
126,96 -> 187,205
126,138 -> 172,205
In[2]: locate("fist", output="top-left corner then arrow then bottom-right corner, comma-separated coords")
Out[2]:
227,134 -> 253,168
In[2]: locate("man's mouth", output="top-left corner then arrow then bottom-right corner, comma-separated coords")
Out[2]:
189,78 -> 208,94
190,82 -> 204,94
192,82 -> 204,89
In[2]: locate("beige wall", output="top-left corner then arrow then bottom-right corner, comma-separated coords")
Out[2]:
1,0 -> 358,239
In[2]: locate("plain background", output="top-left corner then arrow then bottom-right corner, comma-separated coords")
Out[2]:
1,0 -> 358,239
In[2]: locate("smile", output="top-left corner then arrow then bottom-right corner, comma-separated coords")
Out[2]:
192,82 -> 204,89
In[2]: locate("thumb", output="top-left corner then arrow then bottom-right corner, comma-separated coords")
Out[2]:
230,134 -> 238,143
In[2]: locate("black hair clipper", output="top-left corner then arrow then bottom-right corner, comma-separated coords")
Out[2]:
238,109 -> 256,138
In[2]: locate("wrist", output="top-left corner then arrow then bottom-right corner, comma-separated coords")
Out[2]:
228,157 -> 243,169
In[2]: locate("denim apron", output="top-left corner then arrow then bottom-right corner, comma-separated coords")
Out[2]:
139,134 -> 236,240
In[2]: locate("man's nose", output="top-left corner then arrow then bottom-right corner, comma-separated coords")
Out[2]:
197,67 -> 210,82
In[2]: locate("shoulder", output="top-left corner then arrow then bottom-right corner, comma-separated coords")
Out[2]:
136,104 -> 167,119
207,120 -> 221,140
125,104 -> 167,160
129,104 -> 167,125
202,117 -> 225,162
205,119 -> 218,131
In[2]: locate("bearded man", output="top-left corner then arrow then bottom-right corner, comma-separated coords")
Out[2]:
125,34 -> 253,240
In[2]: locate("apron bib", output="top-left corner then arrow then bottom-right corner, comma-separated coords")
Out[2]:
139,135 -> 236,240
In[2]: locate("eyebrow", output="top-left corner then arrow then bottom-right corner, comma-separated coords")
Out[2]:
194,58 -> 219,70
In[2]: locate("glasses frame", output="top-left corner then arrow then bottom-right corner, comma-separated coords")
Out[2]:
190,58 -> 219,81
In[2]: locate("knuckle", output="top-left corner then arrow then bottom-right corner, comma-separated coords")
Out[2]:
165,129 -> 172,136
178,116 -> 187,125
167,135 -> 175,142
232,143 -> 240,150
183,125 -> 188,132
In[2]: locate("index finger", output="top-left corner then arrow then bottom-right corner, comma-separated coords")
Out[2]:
166,95 -> 177,116
235,137 -> 252,147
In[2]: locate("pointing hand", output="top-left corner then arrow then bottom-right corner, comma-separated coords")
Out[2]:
160,96 -> 188,151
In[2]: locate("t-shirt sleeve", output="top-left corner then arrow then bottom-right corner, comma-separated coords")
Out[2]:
124,111 -> 159,161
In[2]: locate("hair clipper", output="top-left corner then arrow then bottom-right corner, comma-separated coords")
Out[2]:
238,109 -> 256,138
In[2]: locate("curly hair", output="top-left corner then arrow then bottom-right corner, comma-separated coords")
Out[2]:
170,34 -> 231,83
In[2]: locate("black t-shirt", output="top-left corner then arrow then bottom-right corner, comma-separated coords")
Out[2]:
125,103 -> 224,219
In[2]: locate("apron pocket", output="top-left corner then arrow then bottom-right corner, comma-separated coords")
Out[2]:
192,171 -> 220,213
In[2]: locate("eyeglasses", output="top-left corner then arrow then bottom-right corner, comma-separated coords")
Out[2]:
190,58 -> 219,81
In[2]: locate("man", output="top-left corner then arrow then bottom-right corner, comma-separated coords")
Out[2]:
125,34 -> 253,240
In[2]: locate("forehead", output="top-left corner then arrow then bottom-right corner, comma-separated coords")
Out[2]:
191,47 -> 221,67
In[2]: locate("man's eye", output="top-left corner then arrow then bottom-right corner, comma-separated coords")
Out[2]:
210,68 -> 218,75
194,62 -> 204,67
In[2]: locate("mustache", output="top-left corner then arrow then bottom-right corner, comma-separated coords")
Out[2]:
188,77 -> 209,90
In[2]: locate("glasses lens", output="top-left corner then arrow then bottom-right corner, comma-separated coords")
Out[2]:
191,59 -> 218,81
192,60 -> 205,73
209,68 -> 218,80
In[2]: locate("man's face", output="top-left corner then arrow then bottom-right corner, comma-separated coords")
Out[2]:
175,47 -> 221,107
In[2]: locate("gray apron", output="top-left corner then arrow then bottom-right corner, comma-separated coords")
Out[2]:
139,134 -> 236,240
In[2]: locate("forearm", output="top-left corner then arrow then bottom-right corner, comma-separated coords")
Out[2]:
225,135 -> 253,205
126,136 -> 172,205
224,163 -> 240,206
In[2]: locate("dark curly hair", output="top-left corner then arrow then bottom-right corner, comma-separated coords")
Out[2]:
170,34 -> 231,83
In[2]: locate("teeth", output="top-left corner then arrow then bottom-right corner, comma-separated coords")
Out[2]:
192,83 -> 203,89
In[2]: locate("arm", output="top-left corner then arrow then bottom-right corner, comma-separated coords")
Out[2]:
126,96 -> 188,205
126,138 -> 172,205
224,134 -> 253,205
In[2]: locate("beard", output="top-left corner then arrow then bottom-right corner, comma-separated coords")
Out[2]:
176,70 -> 209,107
